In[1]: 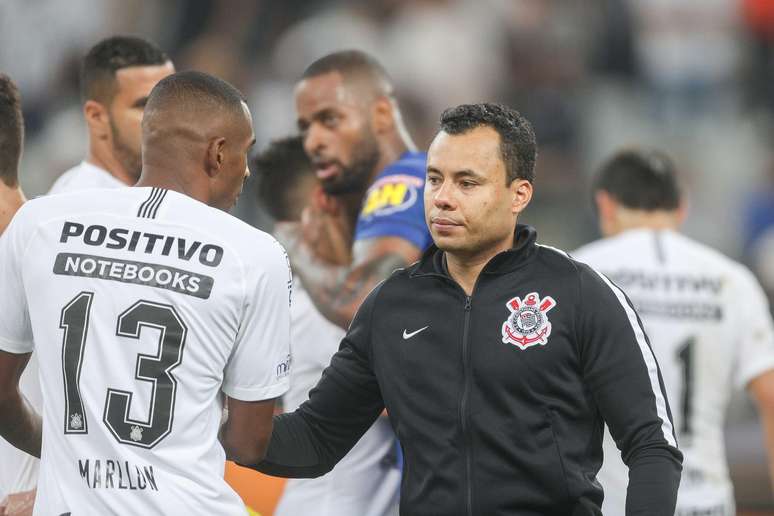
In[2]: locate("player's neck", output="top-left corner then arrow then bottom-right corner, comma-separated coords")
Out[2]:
86,145 -> 134,186
444,235 -> 516,296
136,163 -> 207,204
606,209 -> 681,236
0,182 -> 26,234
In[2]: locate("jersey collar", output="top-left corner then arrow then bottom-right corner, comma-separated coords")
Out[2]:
412,224 -> 539,278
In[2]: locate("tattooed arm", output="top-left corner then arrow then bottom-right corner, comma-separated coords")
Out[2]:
278,226 -> 421,329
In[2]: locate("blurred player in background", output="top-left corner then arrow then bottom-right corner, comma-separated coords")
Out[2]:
277,50 -> 433,330
0,38 -> 175,515
0,74 -> 26,236
573,149 -> 774,516
0,71 -> 290,515
49,35 -> 174,193
0,74 -> 31,516
254,136 -> 400,516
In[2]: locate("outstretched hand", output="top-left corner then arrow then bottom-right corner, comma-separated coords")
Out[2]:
277,186 -> 353,267
0,489 -> 35,516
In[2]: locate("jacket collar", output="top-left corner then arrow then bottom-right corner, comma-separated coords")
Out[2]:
411,224 -> 539,277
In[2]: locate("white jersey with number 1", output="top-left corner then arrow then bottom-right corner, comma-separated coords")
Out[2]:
574,228 -> 774,516
0,187 -> 291,516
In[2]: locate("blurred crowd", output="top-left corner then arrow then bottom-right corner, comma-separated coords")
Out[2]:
5,0 -> 774,294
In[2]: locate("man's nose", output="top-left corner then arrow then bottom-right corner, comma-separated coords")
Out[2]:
432,181 -> 455,210
304,123 -> 326,156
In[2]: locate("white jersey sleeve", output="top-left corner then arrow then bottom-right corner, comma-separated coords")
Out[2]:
223,239 -> 292,401
732,268 -> 774,388
0,203 -> 33,353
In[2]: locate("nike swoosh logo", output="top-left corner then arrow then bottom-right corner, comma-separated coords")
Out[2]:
403,326 -> 429,340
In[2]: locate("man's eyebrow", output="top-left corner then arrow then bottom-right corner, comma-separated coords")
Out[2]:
312,107 -> 337,120
132,96 -> 150,109
452,168 -> 486,181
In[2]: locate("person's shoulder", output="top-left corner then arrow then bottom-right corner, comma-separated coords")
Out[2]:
164,191 -> 282,261
665,231 -> 741,269
48,162 -> 123,194
652,231 -> 756,288
571,237 -> 612,262
47,163 -> 84,193
15,189 -> 102,220
385,151 -> 427,177
535,242 -> 617,296
358,262 -> 415,307
358,153 -> 428,224
372,151 -> 426,184
536,243 -> 585,275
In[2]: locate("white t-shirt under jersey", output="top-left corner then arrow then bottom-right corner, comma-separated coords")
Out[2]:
0,161 -> 124,500
574,228 -> 774,516
274,279 -> 400,516
0,187 -> 291,516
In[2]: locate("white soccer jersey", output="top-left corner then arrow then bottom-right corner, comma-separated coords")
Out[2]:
48,161 -> 125,194
275,279 -> 400,516
0,187 -> 291,516
574,228 -> 774,516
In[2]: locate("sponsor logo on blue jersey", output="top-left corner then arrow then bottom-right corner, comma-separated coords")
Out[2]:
360,174 -> 424,220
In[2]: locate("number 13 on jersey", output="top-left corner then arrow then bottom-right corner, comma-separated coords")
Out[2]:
60,291 -> 187,448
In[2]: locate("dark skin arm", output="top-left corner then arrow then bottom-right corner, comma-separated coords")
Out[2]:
219,396 -> 277,465
277,225 -> 419,329
0,351 -> 41,458
749,369 -> 774,494
276,187 -> 420,329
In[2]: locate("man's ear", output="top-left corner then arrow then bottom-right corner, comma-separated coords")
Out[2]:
511,179 -> 533,215
371,97 -> 394,135
675,198 -> 688,226
83,100 -> 110,140
205,137 -> 227,178
594,190 -> 617,222
594,190 -> 622,236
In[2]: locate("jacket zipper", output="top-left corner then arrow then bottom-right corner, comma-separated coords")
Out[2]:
421,269 -> 479,515
460,295 -> 473,516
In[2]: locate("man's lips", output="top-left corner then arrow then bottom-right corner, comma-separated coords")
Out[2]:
313,161 -> 340,181
430,217 -> 462,230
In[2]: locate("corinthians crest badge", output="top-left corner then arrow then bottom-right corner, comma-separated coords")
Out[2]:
501,292 -> 556,350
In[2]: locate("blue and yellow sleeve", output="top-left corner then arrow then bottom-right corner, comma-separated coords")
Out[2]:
354,160 -> 432,251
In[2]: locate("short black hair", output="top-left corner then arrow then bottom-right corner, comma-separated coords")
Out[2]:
0,74 -> 23,187
144,70 -> 245,117
593,149 -> 682,211
301,50 -> 392,94
253,136 -> 313,221
439,103 -> 537,184
80,35 -> 169,104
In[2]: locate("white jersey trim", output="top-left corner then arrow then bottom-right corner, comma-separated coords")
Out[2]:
0,333 -> 33,354
222,378 -> 289,402
592,270 -> 678,448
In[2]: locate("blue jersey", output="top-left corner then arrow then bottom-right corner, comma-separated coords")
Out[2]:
354,151 -> 432,251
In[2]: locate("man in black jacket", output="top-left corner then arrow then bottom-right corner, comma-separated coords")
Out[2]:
249,103 -> 682,515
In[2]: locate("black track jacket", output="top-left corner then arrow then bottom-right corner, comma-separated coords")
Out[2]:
251,225 -> 682,516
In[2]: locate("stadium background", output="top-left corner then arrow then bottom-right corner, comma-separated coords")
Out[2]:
2,0 -> 774,513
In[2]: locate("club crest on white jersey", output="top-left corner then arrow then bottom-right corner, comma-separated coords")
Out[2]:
501,292 -> 557,350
